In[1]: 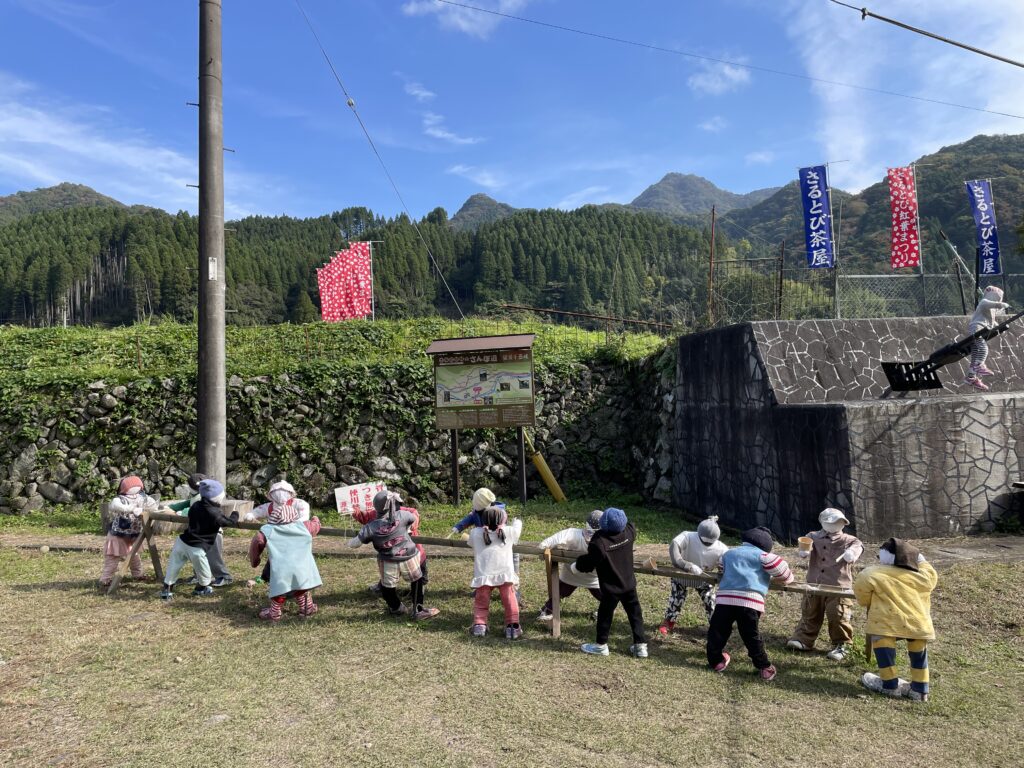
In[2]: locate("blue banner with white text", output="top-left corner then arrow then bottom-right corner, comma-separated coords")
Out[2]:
799,165 -> 835,268
965,179 -> 1001,276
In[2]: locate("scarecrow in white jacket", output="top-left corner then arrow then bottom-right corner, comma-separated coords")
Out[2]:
964,285 -> 1009,391
658,515 -> 728,635
244,480 -> 311,584
536,510 -> 604,622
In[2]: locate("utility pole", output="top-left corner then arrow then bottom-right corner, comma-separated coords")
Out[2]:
197,0 -> 226,481
706,205 -> 716,327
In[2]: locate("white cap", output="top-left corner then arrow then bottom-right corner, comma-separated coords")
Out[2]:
472,487 -> 496,512
819,508 -> 849,526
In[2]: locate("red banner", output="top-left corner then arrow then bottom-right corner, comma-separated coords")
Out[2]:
887,166 -> 921,269
316,242 -> 373,322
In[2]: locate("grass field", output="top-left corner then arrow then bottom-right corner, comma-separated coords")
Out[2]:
1,507 -> 1023,768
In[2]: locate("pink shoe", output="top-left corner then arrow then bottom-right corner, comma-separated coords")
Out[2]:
759,665 -> 778,681
974,364 -> 995,376
712,652 -> 731,672
258,605 -> 282,622
965,376 -> 990,391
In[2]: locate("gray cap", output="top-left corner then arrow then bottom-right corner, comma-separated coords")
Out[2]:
697,515 -> 721,544
585,510 -> 603,531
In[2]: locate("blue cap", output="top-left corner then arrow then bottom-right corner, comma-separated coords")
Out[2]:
600,507 -> 627,534
198,478 -> 224,500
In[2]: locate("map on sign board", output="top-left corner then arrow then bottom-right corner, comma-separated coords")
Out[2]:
334,480 -> 387,517
433,347 -> 535,429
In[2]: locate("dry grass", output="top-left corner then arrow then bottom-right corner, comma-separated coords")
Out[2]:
1,541 -> 1022,768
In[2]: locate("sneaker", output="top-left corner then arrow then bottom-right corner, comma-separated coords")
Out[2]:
258,606 -> 282,622
470,624 -> 487,637
786,639 -> 809,651
657,622 -> 675,636
759,665 -> 778,681
965,376 -> 990,391
159,586 -> 173,600
630,643 -> 648,658
368,582 -> 382,594
192,585 -> 214,597
505,624 -> 524,640
975,364 -> 995,376
414,607 -> 440,621
389,604 -> 409,617
906,689 -> 929,702
861,672 -> 906,697
826,644 -> 849,661
210,576 -> 233,588
536,610 -> 553,624
581,643 -> 610,656
712,652 -> 731,672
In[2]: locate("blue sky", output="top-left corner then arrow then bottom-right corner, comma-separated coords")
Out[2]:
1,0 -> 1022,220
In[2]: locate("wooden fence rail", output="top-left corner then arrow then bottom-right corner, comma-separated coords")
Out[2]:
112,511 -> 853,639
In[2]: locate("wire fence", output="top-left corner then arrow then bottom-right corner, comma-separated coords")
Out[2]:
709,256 -> 1024,325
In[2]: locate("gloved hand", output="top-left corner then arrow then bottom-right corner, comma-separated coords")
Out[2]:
917,552 -> 927,564
686,562 -> 703,576
450,526 -> 461,536
841,549 -> 858,563
243,512 -> 255,522
229,511 -> 240,526
797,549 -> 810,558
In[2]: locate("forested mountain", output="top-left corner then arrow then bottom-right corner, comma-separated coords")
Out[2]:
0,183 -> 126,226
449,193 -> 517,232
630,173 -> 780,217
721,134 -> 1024,273
0,200 -> 717,327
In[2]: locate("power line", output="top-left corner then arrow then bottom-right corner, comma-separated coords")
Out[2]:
829,1 -> 1024,70
293,0 -> 467,319
434,0 -> 1024,121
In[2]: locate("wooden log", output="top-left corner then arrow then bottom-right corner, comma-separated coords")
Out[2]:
144,519 -> 163,582
544,548 -> 561,639
143,513 -> 854,598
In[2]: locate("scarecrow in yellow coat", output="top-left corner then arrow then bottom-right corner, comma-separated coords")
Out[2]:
854,538 -> 938,702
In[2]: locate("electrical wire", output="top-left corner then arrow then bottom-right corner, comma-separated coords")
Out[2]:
830,0 -> 1024,70
293,0 -> 467,319
434,0 -> 1024,121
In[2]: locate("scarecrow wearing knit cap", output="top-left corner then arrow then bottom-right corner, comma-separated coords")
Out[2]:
573,507 -> 648,659
854,538 -> 937,702
248,494 -> 322,622
786,508 -> 863,661
536,510 -> 605,624
99,475 -> 159,587
159,479 -> 238,600
707,526 -> 794,681
168,473 -> 234,587
964,285 -> 1010,391
658,515 -> 727,635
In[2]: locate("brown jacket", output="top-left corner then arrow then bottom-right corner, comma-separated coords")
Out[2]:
803,530 -> 863,588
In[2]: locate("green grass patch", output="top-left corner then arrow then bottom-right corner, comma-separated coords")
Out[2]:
0,541 -> 1021,767
0,317 -> 666,386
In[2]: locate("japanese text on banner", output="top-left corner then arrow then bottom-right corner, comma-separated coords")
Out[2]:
965,179 -> 1001,276
798,165 -> 835,268
334,481 -> 387,517
887,166 -> 921,269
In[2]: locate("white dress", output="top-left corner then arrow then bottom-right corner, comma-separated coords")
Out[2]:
469,518 -> 522,588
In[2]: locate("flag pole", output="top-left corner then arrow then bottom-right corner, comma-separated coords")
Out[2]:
912,163 -> 926,314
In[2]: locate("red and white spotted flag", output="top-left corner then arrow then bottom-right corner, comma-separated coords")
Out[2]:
316,243 -> 373,322
887,166 -> 921,269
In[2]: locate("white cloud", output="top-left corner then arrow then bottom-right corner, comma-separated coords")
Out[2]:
0,71 -> 283,217
687,59 -> 751,95
698,115 -> 728,132
404,81 -> 436,103
446,163 -> 505,190
553,185 -> 613,210
401,0 -> 531,39
422,112 -> 482,145
781,0 -> 1024,191
745,150 -> 774,165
